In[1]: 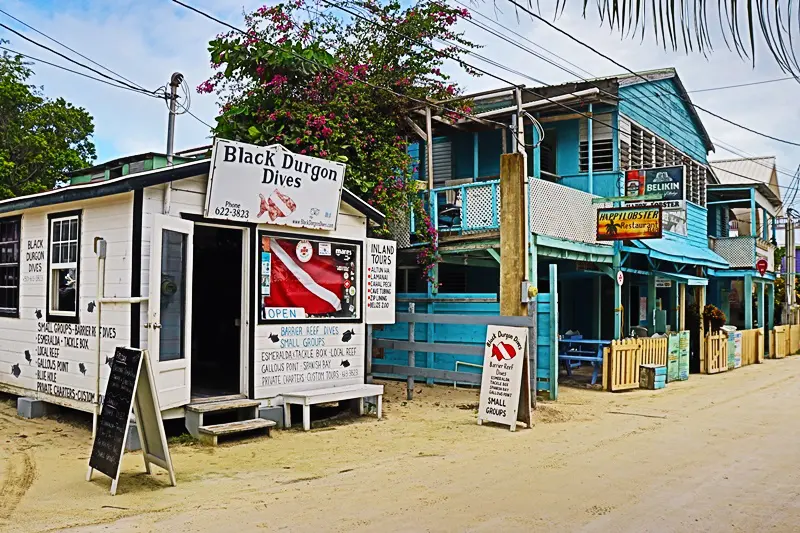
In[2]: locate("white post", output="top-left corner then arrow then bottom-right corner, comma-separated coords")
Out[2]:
93,238 -> 107,441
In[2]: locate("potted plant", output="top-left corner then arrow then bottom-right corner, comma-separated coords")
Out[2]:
702,304 -> 727,333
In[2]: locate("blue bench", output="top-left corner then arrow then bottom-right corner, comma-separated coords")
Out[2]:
558,339 -> 610,385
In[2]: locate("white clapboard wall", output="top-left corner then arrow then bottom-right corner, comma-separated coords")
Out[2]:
0,194 -> 134,411
141,174 -> 368,405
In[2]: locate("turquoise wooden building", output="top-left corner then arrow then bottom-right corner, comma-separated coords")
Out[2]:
375,68 -> 778,390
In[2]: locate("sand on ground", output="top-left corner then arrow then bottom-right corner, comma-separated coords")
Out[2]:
2,358 -> 800,533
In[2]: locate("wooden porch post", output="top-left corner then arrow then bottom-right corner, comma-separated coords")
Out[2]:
646,275 -> 657,334
679,283 -> 686,331
425,106 -> 434,191
744,274 -> 754,329
699,285 -> 706,373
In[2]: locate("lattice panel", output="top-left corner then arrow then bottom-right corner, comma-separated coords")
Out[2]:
389,209 -> 412,248
712,237 -> 756,268
465,183 -> 498,231
529,179 -> 611,246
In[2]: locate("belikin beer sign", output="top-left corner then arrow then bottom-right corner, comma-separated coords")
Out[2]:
625,166 -> 684,210
596,206 -> 663,241
205,138 -> 346,230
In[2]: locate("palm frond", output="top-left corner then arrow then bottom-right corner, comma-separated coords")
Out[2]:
532,1 -> 800,77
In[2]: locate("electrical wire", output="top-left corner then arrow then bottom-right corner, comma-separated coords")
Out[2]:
437,2 -> 800,185
0,46 -> 161,98
503,0 -> 800,148
0,8 -> 149,92
0,22 -> 156,95
170,0 -> 531,150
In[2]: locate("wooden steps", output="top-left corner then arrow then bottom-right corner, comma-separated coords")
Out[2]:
186,398 -> 260,414
198,419 -> 276,446
185,396 -> 271,446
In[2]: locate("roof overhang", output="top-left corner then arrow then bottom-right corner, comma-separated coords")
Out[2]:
707,183 -> 782,210
0,159 -> 385,224
653,270 -> 708,286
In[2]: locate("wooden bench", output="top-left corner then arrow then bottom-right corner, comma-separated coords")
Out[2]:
282,384 -> 384,431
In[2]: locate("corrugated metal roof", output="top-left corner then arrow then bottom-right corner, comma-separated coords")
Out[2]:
709,157 -> 781,200
628,232 -> 730,269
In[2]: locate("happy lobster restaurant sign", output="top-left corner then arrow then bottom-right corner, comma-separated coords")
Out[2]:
205,138 -> 347,230
477,325 -> 531,431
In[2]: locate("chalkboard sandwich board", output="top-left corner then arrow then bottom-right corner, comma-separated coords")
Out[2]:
87,347 -> 176,495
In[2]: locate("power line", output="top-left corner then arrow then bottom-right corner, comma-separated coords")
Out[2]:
0,22 -> 155,95
170,0 -> 532,148
456,1 -> 800,185
0,46 -> 161,98
0,8 -> 149,92
503,0 -> 800,148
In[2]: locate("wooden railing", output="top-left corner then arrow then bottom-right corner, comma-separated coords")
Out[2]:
705,332 -> 728,374
791,325 -> 800,354
773,326 -> 788,359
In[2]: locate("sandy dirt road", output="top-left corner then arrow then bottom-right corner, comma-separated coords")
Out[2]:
2,357 -> 800,533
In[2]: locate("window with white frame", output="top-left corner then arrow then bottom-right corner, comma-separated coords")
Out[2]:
48,213 -> 80,320
579,113 -> 614,172
0,216 -> 21,317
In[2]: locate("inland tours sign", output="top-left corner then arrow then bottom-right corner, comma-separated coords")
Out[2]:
365,238 -> 397,325
205,138 -> 347,230
596,206 -> 663,241
477,325 -> 531,431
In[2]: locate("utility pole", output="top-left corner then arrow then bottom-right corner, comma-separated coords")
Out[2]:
785,211 -> 795,324
163,72 -> 184,214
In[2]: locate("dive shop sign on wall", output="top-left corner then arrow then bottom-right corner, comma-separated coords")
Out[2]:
477,326 -> 532,432
205,138 -> 347,230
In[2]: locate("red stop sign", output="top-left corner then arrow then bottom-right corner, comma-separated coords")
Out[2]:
756,258 -> 768,276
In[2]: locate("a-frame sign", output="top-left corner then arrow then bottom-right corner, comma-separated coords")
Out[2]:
87,347 -> 176,495
477,326 -> 532,431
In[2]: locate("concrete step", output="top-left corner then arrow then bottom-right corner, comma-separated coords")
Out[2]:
186,398 -> 261,414
198,419 -> 276,446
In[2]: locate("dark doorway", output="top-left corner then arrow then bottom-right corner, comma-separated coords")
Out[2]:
191,225 -> 242,397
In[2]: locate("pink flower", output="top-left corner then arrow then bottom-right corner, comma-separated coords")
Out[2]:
196,80 -> 215,94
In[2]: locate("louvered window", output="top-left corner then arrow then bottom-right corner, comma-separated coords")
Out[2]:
579,113 -> 614,172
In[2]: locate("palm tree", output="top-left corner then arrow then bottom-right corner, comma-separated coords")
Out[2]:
523,1 -> 800,77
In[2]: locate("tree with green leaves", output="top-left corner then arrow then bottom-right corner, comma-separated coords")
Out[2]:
199,0 -> 475,282
0,44 -> 96,200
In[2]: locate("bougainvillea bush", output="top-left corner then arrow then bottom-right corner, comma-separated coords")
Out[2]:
199,0 -> 476,283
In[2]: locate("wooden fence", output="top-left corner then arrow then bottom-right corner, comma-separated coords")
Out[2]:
705,332 -> 728,374
607,338 -> 642,392
739,329 -> 763,366
640,337 -> 668,367
773,326 -> 787,359
791,325 -> 800,355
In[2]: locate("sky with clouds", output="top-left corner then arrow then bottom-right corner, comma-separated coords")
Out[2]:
3,0 -> 799,199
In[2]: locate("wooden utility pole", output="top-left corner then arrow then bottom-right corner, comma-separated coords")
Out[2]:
500,152 -> 526,317
499,152 -> 532,427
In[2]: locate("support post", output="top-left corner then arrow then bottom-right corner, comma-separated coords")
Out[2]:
425,107 -> 434,191
647,275 -> 657,334
767,282 -> 775,356
473,132 -> 479,180
613,244 -> 622,339
758,280 -> 765,329
749,190 -> 757,237
772,214 -> 777,243
699,286 -> 706,373
679,283 -> 686,331
744,274 -> 754,329
407,303 -> 415,400
762,208 -> 768,240
587,103 -> 594,195
594,276 -> 601,339
673,281 -> 680,332
499,153 -> 527,317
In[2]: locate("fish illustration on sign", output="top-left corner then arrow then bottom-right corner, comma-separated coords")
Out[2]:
35,309 -> 42,320
341,329 -> 355,343
340,359 -> 351,368
78,363 -> 87,375
24,350 -> 31,365
268,333 -> 280,343
87,301 -> 96,313
11,363 -> 21,378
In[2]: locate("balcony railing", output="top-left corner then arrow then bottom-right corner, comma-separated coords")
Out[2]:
398,178 -> 610,248
710,236 -> 775,271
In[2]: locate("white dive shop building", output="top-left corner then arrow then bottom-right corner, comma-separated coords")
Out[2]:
0,139 -> 391,438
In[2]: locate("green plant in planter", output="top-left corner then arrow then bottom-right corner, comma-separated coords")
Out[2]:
702,304 -> 727,332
